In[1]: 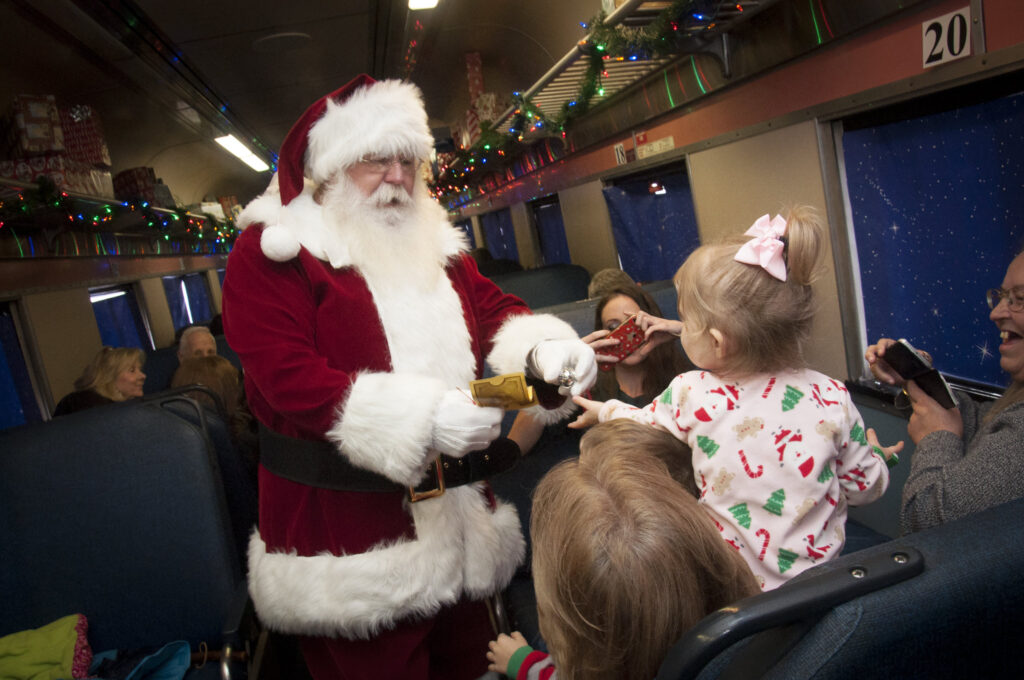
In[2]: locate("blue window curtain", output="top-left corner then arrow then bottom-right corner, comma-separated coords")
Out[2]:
601,169 -> 700,283
163,274 -> 213,331
533,201 -> 571,266
844,89 -> 1024,388
183,273 -> 213,324
480,208 -> 518,262
454,218 -> 476,249
91,288 -> 148,349
0,303 -> 42,429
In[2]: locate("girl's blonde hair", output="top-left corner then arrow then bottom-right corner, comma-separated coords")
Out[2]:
531,421 -> 760,680
74,346 -> 145,401
674,205 -> 824,375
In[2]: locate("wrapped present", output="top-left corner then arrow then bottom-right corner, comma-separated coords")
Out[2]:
112,167 -> 175,207
152,180 -> 175,209
474,93 -> 502,124
0,153 -> 113,198
59,105 -> 111,167
465,52 -> 485,103
113,166 -> 157,200
1,94 -> 65,158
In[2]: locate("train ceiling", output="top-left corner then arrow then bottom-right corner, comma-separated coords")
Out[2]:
0,0 -> 928,204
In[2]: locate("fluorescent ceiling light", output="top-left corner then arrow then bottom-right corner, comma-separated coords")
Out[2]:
90,290 -> 126,303
409,0 -> 438,8
215,134 -> 270,172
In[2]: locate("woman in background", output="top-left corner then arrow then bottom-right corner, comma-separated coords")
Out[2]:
53,346 -> 146,416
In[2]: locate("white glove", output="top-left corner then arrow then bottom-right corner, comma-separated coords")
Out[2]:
431,389 -> 503,458
527,339 -> 598,397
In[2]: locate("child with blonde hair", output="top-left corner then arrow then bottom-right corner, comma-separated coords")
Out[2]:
487,420 -> 759,680
571,206 -> 902,589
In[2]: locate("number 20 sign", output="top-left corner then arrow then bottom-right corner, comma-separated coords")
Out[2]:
923,7 -> 971,69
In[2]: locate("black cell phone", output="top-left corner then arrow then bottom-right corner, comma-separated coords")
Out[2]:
884,339 -> 957,409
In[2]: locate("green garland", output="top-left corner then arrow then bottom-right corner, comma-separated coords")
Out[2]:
431,0 -> 726,206
0,176 -> 239,256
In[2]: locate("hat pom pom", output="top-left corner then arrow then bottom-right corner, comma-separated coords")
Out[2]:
261,224 -> 301,262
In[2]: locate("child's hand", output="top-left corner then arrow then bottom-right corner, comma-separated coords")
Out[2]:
635,311 -> 683,357
487,631 -> 529,675
568,395 -> 603,429
865,426 -> 904,466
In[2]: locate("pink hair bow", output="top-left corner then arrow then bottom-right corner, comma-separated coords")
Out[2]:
734,213 -> 788,281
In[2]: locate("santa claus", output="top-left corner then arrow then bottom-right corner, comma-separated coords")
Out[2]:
221,74 -> 596,678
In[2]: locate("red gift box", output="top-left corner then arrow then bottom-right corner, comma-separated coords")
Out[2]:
1,94 -> 65,158
113,166 -> 157,199
59,105 -> 112,167
113,167 -> 175,208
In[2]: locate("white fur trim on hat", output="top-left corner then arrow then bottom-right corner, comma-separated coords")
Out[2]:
306,80 -> 434,185
487,313 -> 582,424
327,372 -> 447,486
247,484 -> 524,639
260,225 -> 301,262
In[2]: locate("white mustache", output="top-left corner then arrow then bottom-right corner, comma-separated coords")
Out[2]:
371,183 -> 413,208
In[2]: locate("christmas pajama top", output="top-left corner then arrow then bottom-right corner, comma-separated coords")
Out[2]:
599,368 -> 890,590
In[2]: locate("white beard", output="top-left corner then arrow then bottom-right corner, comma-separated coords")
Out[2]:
320,176 -> 445,288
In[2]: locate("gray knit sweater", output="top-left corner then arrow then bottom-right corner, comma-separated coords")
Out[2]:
901,394 -> 1024,534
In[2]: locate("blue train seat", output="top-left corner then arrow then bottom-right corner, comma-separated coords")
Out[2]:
490,264 -> 591,309
656,495 -> 1024,679
0,400 -> 250,677
142,388 -> 258,566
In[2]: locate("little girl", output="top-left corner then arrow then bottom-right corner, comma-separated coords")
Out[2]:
487,420 -> 759,679
571,207 -> 902,589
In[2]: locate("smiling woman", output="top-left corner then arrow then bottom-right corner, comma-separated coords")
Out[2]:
867,250 -> 1024,533
52,346 -> 146,417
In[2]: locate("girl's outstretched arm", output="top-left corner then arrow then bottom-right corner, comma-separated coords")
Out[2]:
569,395 -> 604,428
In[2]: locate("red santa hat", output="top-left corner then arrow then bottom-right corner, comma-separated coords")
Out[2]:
276,74 -> 435,206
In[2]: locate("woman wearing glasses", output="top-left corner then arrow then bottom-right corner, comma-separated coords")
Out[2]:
866,251 -> 1024,533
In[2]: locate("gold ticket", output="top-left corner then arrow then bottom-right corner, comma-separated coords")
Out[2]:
469,372 -> 538,410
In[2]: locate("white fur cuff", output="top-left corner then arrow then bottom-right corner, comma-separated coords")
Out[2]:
486,313 -> 580,376
328,372 -> 446,486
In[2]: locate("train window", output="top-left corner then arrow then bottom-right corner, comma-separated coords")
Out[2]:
532,199 -> 571,266
162,273 -> 214,331
480,208 -> 518,262
89,286 -> 151,350
454,218 -> 476,249
842,83 -> 1024,389
0,302 -> 43,430
603,166 -> 700,283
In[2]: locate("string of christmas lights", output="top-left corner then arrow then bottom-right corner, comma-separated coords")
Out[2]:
0,176 -> 239,258
430,0 -> 736,207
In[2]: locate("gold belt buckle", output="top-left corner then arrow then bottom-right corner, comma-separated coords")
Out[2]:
408,459 -> 446,502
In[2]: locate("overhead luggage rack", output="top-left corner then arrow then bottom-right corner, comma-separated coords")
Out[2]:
491,0 -> 782,135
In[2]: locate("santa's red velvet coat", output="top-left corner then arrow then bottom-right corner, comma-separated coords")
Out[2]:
222,184 -> 579,640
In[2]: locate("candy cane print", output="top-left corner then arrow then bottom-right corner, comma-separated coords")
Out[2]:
756,528 -> 770,561
738,449 -> 763,478
761,377 -> 776,399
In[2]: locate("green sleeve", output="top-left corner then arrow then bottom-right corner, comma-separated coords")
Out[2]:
506,644 -> 535,679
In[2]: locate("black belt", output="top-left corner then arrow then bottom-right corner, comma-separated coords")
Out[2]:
259,424 -> 520,501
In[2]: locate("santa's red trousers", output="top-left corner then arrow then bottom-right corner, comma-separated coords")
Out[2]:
299,597 -> 494,679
